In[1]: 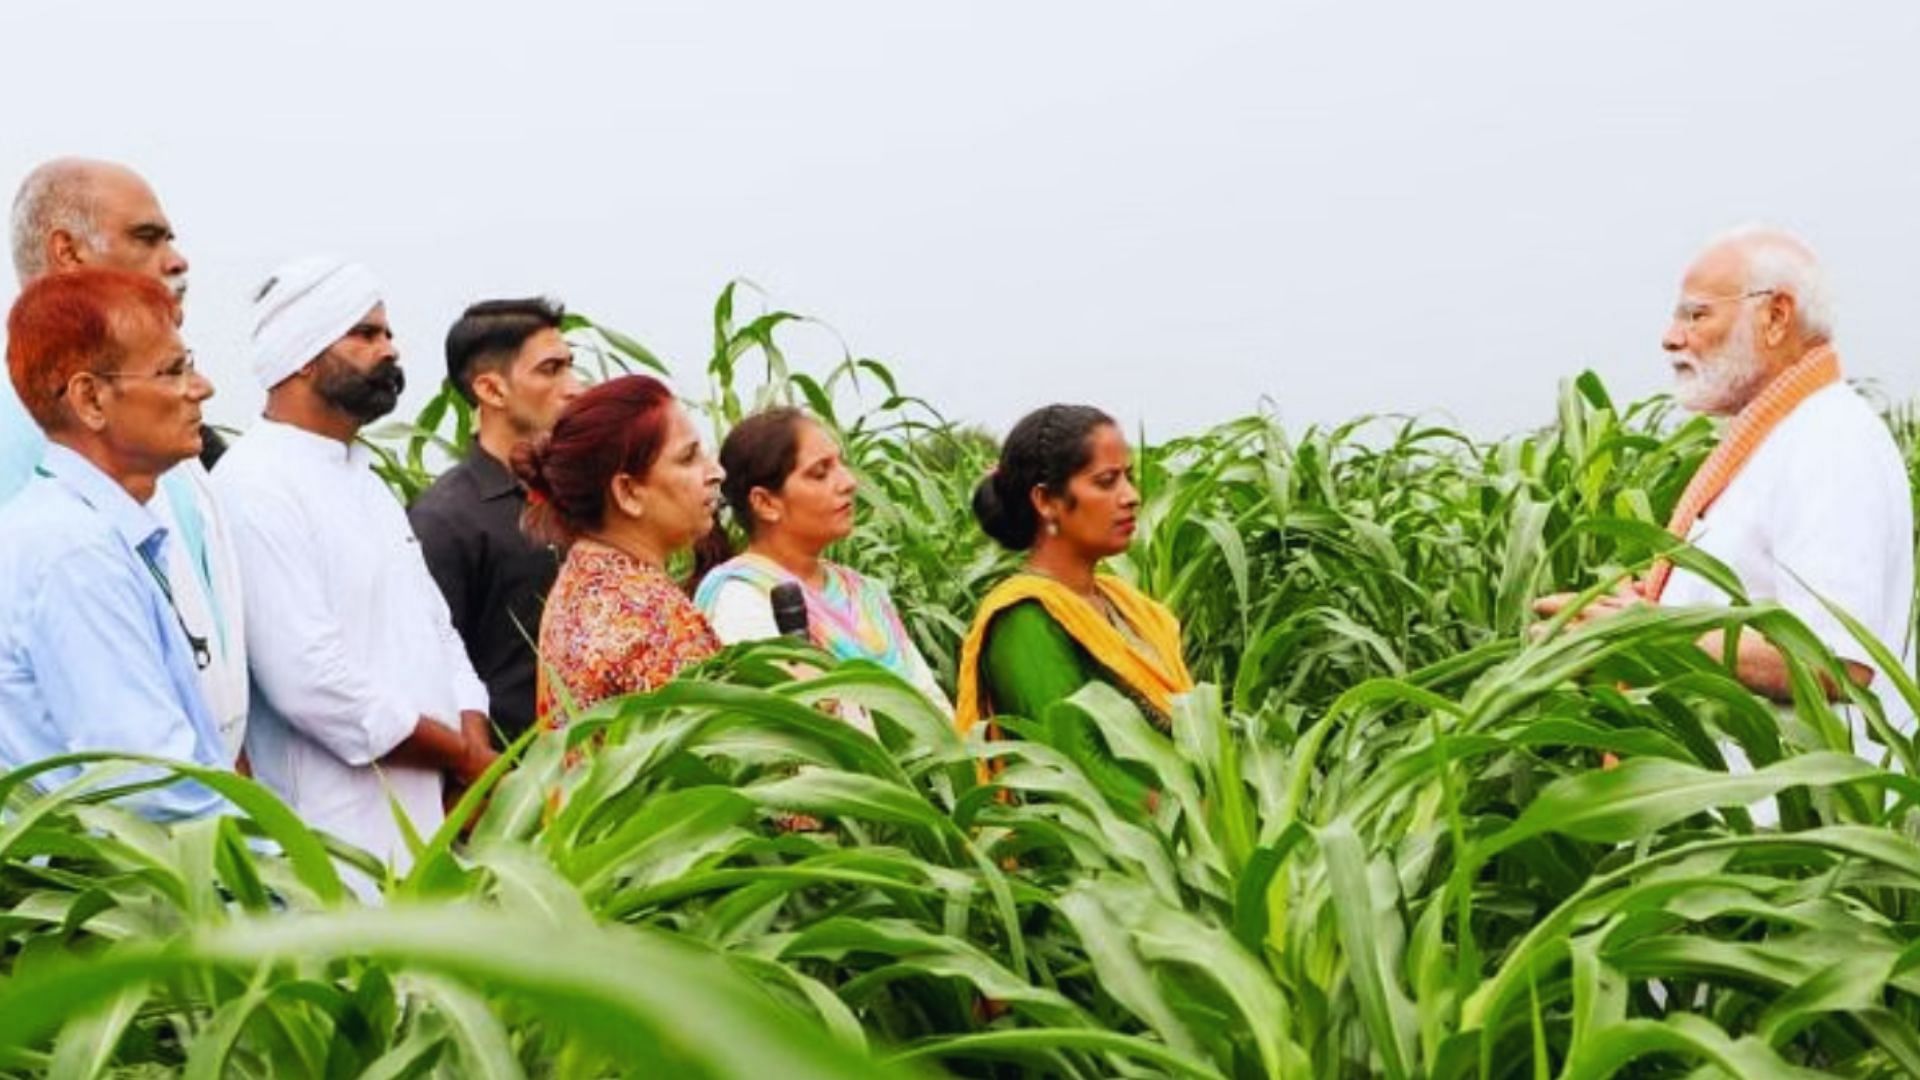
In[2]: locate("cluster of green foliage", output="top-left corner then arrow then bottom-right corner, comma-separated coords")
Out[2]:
4,284 -> 1919,1078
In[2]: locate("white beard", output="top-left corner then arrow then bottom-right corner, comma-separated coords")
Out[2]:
164,272 -> 189,304
1673,315 -> 1767,415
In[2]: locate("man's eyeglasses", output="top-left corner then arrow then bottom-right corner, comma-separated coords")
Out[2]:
98,352 -> 200,391
1674,289 -> 1777,324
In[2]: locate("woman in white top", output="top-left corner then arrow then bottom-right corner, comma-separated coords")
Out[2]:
691,408 -> 951,721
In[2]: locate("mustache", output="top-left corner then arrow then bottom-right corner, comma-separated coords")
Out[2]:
315,353 -> 407,423
366,358 -> 405,394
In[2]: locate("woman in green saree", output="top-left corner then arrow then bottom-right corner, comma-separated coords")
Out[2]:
955,405 -> 1193,805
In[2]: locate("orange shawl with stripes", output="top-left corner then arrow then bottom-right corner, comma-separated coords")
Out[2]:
953,573 -> 1194,737
1642,344 -> 1842,601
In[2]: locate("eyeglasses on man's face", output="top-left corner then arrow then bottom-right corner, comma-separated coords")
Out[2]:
1673,289 -> 1777,325
98,351 -> 200,392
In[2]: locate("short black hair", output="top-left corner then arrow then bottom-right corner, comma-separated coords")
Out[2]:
444,296 -> 566,405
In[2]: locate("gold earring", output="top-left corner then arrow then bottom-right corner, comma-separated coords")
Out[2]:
1045,518 -> 1060,536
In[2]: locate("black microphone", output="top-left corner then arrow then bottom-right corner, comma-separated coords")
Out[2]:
770,582 -> 810,640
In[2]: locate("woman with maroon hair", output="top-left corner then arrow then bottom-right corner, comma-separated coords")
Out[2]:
511,375 -> 726,731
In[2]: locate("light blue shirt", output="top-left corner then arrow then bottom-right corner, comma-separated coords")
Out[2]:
0,377 -> 42,504
0,443 -> 230,821
0,382 -> 241,744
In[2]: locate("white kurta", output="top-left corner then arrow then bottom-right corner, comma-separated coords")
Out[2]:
213,420 -> 487,872
1660,382 -> 1916,748
151,461 -> 249,760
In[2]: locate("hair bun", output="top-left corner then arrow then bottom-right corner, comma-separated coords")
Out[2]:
972,468 -> 1037,551
509,435 -> 554,499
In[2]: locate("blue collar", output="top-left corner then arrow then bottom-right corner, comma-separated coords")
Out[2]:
36,444 -> 168,556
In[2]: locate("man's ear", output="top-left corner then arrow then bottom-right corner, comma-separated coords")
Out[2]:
470,369 -> 510,410
46,228 -> 88,272
60,373 -> 110,433
1765,292 -> 1797,347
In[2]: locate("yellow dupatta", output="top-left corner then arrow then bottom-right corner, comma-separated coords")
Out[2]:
953,572 -> 1195,737
1642,345 -> 1842,601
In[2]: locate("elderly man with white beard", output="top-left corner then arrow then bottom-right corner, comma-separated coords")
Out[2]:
1536,226 -> 1914,765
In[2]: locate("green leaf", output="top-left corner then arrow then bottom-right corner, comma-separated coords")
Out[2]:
1056,881 -> 1204,1059
1479,752 -> 1884,857
1321,818 -> 1417,1080
1561,1014 -> 1827,1080
46,981 -> 146,1080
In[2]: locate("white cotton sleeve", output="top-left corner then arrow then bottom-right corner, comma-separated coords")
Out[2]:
1770,425 -> 1914,671
169,461 -> 251,760
215,477 -> 419,765
704,579 -> 783,645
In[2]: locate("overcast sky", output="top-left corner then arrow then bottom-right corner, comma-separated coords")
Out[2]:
4,1 -> 1918,442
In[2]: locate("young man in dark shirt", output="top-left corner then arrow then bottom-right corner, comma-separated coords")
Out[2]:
410,298 -> 582,745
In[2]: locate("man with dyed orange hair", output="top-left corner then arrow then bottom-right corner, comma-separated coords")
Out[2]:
4,158 -> 249,765
0,268 -> 232,820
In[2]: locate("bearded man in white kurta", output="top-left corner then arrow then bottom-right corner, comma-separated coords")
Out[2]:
213,257 -> 498,877
1538,227 -> 1914,765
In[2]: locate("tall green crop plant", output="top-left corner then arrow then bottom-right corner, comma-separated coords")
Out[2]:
0,748 -> 925,1077
17,282 -> 1918,1076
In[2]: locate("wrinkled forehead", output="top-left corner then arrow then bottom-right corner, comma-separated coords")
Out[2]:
1679,244 -> 1746,298
86,168 -> 168,227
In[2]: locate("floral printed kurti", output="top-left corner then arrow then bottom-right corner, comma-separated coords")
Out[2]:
534,538 -> 719,730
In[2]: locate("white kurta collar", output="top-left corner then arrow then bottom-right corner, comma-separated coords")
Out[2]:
248,417 -> 371,469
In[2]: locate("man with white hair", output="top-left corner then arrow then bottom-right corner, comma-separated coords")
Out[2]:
1538,227 -> 1914,753
5,160 -> 194,495
213,257 -> 497,875
3,158 -> 249,765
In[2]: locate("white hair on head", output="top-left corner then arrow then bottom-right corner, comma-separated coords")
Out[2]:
1709,223 -> 1835,343
9,158 -> 108,284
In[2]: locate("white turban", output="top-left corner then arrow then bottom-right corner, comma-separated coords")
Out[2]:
249,256 -> 384,391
